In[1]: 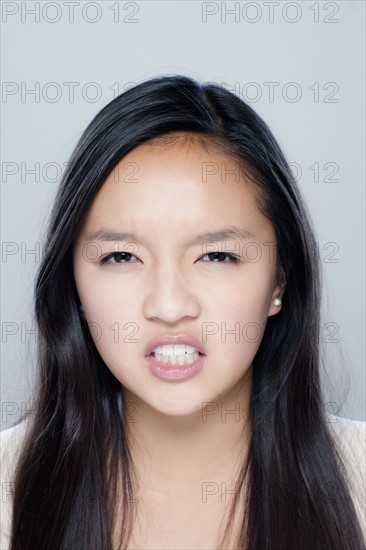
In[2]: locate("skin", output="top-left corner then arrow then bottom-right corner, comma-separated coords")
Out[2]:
72,134 -> 286,548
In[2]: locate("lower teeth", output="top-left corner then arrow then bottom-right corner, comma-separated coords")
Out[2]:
153,351 -> 199,365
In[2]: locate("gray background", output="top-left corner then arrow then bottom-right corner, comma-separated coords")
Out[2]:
1,1 -> 365,430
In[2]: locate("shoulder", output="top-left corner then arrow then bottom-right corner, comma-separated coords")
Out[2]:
0,421 -> 30,550
327,415 -> 365,478
1,421 -> 29,471
327,416 -> 366,538
327,415 -> 365,461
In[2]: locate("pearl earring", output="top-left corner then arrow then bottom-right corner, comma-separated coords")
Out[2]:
273,297 -> 282,306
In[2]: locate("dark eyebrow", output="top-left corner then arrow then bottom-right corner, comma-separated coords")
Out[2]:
187,226 -> 256,245
85,230 -> 144,243
84,225 -> 256,245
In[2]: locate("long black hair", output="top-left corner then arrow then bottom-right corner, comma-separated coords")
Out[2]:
10,75 -> 365,549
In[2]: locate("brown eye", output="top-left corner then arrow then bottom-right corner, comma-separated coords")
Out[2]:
100,252 -> 138,265
200,252 -> 240,264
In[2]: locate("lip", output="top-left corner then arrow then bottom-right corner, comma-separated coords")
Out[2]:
146,352 -> 206,381
144,333 -> 206,357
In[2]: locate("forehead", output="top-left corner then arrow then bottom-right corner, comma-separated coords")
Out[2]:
78,135 -> 275,243
101,133 -> 257,200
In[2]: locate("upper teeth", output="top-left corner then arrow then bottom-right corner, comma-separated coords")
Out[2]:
153,344 -> 198,356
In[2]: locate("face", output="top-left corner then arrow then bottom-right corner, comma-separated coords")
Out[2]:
72,135 -> 285,417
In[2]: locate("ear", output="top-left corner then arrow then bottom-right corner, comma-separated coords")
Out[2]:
79,303 -> 86,320
267,268 -> 286,318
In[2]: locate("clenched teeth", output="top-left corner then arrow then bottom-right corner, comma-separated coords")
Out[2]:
150,344 -> 202,365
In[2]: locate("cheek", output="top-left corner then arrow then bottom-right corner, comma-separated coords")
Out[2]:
74,258 -> 133,319
208,267 -> 274,332
208,299 -> 267,359
73,263 -> 140,358
203,271 -> 273,371
82,299 -> 143,387
85,297 -> 141,351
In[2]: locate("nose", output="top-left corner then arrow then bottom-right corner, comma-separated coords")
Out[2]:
143,260 -> 201,324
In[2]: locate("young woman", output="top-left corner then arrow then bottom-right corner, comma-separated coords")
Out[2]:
1,75 -> 365,549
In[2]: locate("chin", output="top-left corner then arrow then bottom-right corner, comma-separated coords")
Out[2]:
147,395 -> 207,418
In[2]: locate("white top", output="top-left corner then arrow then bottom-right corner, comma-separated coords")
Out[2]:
1,416 -> 365,548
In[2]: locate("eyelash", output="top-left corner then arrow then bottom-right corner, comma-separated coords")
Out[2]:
99,251 -> 241,266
